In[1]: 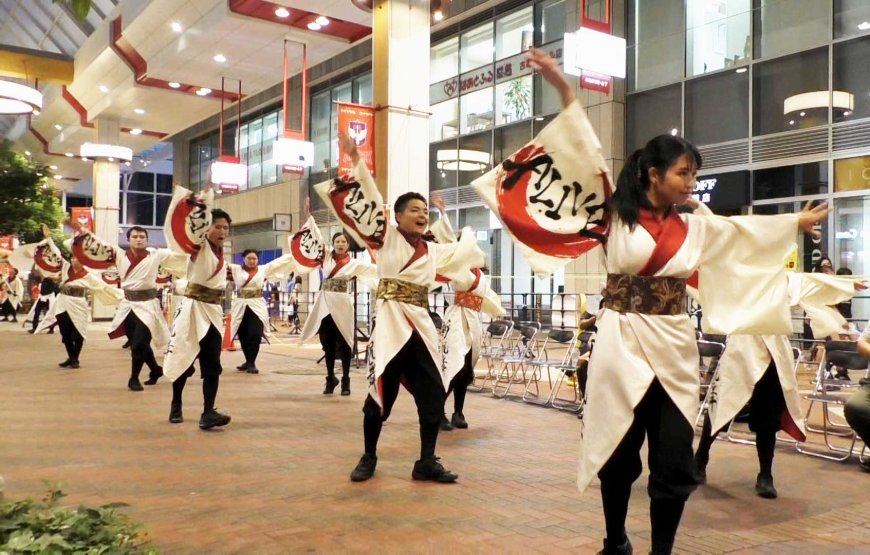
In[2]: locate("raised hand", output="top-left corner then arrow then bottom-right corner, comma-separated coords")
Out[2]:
526,48 -> 575,108
431,193 -> 446,214
304,196 -> 311,217
797,201 -> 829,240
41,223 -> 52,238
338,132 -> 360,164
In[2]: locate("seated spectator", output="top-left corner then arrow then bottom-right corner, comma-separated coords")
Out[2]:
850,330 -> 870,472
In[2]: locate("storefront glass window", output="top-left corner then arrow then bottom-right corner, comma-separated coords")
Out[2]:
537,0 -> 568,45
354,74 -> 373,105
753,161 -> 828,200
460,88 -> 494,135
248,118 -> 262,189
685,68 -> 749,145
752,47 -> 828,137
496,76 -> 533,126
496,7 -> 534,60
835,0 -> 870,39
494,121 -> 533,162
631,0 -> 684,91
834,196 -> 870,284
533,73 -> 575,117
262,112 -> 278,185
311,91 -> 331,174
626,83 -> 682,152
431,139 -> 459,192
752,0 -> 830,60
835,155 -> 870,193
460,24 -> 494,73
430,98 -> 460,141
431,38 -> 459,83
833,37 -> 870,123
686,0 -> 751,76
330,83 -> 353,168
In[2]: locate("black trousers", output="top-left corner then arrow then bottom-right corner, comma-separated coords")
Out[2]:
55,312 -> 83,362
845,383 -> 870,447
1,299 -> 17,320
598,379 -> 697,553
124,312 -> 161,380
171,326 -> 223,413
31,298 -> 51,331
237,307 -> 264,366
446,350 -> 474,414
319,315 -> 351,378
362,332 -> 446,460
696,361 -> 785,477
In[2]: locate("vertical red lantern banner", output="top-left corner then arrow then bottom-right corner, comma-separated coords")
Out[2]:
71,207 -> 95,233
0,236 -> 13,250
337,102 -> 376,177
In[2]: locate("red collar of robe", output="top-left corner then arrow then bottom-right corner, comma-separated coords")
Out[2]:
397,228 -> 428,273
124,248 -> 150,280
327,252 -> 351,279
636,206 -> 688,277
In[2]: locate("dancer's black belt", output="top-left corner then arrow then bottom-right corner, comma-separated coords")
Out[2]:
602,274 -> 686,316
60,286 -> 87,298
124,288 -> 158,302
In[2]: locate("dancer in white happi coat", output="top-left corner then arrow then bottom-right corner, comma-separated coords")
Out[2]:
27,270 -> 59,334
429,199 -> 504,431
694,270 -> 864,498
0,267 -> 23,322
318,133 -> 485,483
33,227 -> 123,368
474,49 -> 831,555
72,226 -> 187,391
292,209 -> 377,395
228,248 -> 296,374
162,185 -> 233,430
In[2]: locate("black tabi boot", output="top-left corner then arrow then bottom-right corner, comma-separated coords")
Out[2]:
596,530 -> 633,555
411,457 -> 458,483
451,412 -> 468,429
323,375 -> 339,394
169,401 -> 183,424
340,375 -> 351,396
350,453 -> 377,482
439,414 -> 453,431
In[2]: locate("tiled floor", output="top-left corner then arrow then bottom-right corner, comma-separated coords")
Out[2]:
1,322 -> 868,554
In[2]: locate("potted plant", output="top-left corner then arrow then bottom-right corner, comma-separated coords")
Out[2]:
502,79 -> 530,123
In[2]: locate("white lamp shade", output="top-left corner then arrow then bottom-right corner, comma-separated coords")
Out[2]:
783,90 -> 855,115
0,80 -> 43,114
273,138 -> 314,167
80,143 -> 133,162
437,149 -> 491,171
211,159 -> 247,186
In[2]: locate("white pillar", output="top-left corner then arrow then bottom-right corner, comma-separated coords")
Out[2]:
92,118 -> 121,246
372,0 -> 431,206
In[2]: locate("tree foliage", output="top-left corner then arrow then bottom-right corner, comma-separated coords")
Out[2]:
52,0 -> 93,21
0,140 -> 67,244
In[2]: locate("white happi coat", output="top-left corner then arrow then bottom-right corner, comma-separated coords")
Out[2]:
229,255 -> 296,341
708,272 -> 858,441
430,216 -> 505,385
2,275 -> 23,309
162,187 -> 227,381
35,241 -> 123,339
576,210 -> 800,493
315,159 -> 485,408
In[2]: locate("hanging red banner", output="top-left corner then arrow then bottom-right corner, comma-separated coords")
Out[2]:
337,102 -> 376,177
71,207 -> 94,233
0,236 -> 13,250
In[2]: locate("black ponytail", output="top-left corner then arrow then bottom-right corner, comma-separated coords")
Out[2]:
612,135 -> 702,229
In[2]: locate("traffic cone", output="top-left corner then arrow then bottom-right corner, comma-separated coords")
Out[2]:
222,313 -> 236,351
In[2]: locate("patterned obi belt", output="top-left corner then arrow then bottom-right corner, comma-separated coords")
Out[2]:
454,291 -> 483,312
376,278 -> 428,310
124,288 -> 157,302
185,283 -> 224,305
60,285 -> 87,298
602,274 -> 686,316
322,278 -> 350,293
238,289 -> 262,299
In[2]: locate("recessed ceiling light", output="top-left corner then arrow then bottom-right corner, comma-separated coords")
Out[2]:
735,67 -> 747,73
670,128 -> 678,136
799,111 -> 806,117
275,7 -> 290,18
168,82 -> 181,89
64,152 -> 74,157
213,54 -> 227,63
196,87 -> 212,96
789,120 -> 795,125
99,84 -> 109,93
433,10 -> 444,22
49,165 -> 58,170
171,21 -> 182,33
315,16 -> 330,26
858,21 -> 870,31
129,128 -> 142,135
54,124 -> 62,131
54,174 -> 63,180
134,108 -> 145,114
307,22 -> 321,31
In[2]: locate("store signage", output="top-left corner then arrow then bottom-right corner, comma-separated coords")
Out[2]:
274,137 -> 314,175
430,40 -> 564,105
834,155 -> 870,192
70,207 -> 94,233
580,71 -> 612,94
692,170 -> 749,211
211,155 -> 247,192
337,102 -> 376,177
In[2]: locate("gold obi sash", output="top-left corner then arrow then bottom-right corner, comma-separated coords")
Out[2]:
602,274 -> 686,316
238,289 -> 262,299
124,288 -> 157,302
185,283 -> 224,305
454,291 -> 483,312
322,278 -> 350,293
376,278 -> 428,310
60,285 -> 87,298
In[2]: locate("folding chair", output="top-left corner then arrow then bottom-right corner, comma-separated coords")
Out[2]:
694,334 -> 727,427
491,322 -> 541,399
471,319 -> 513,393
550,330 -> 594,412
796,340 -> 866,461
521,328 -> 578,406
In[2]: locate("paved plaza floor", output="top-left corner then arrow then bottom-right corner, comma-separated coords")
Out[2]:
1,322 -> 868,554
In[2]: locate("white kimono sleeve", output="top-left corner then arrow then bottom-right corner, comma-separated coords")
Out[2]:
261,254 -> 298,280
432,229 -> 486,290
791,273 -> 857,339
691,213 -> 799,335
81,272 -> 124,305
429,213 -> 458,244
288,216 -> 326,275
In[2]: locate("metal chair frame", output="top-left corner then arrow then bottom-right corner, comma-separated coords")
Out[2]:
694,336 -> 726,428
471,319 -> 514,393
549,331 -> 595,413
491,322 -> 542,399
521,328 -> 578,406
